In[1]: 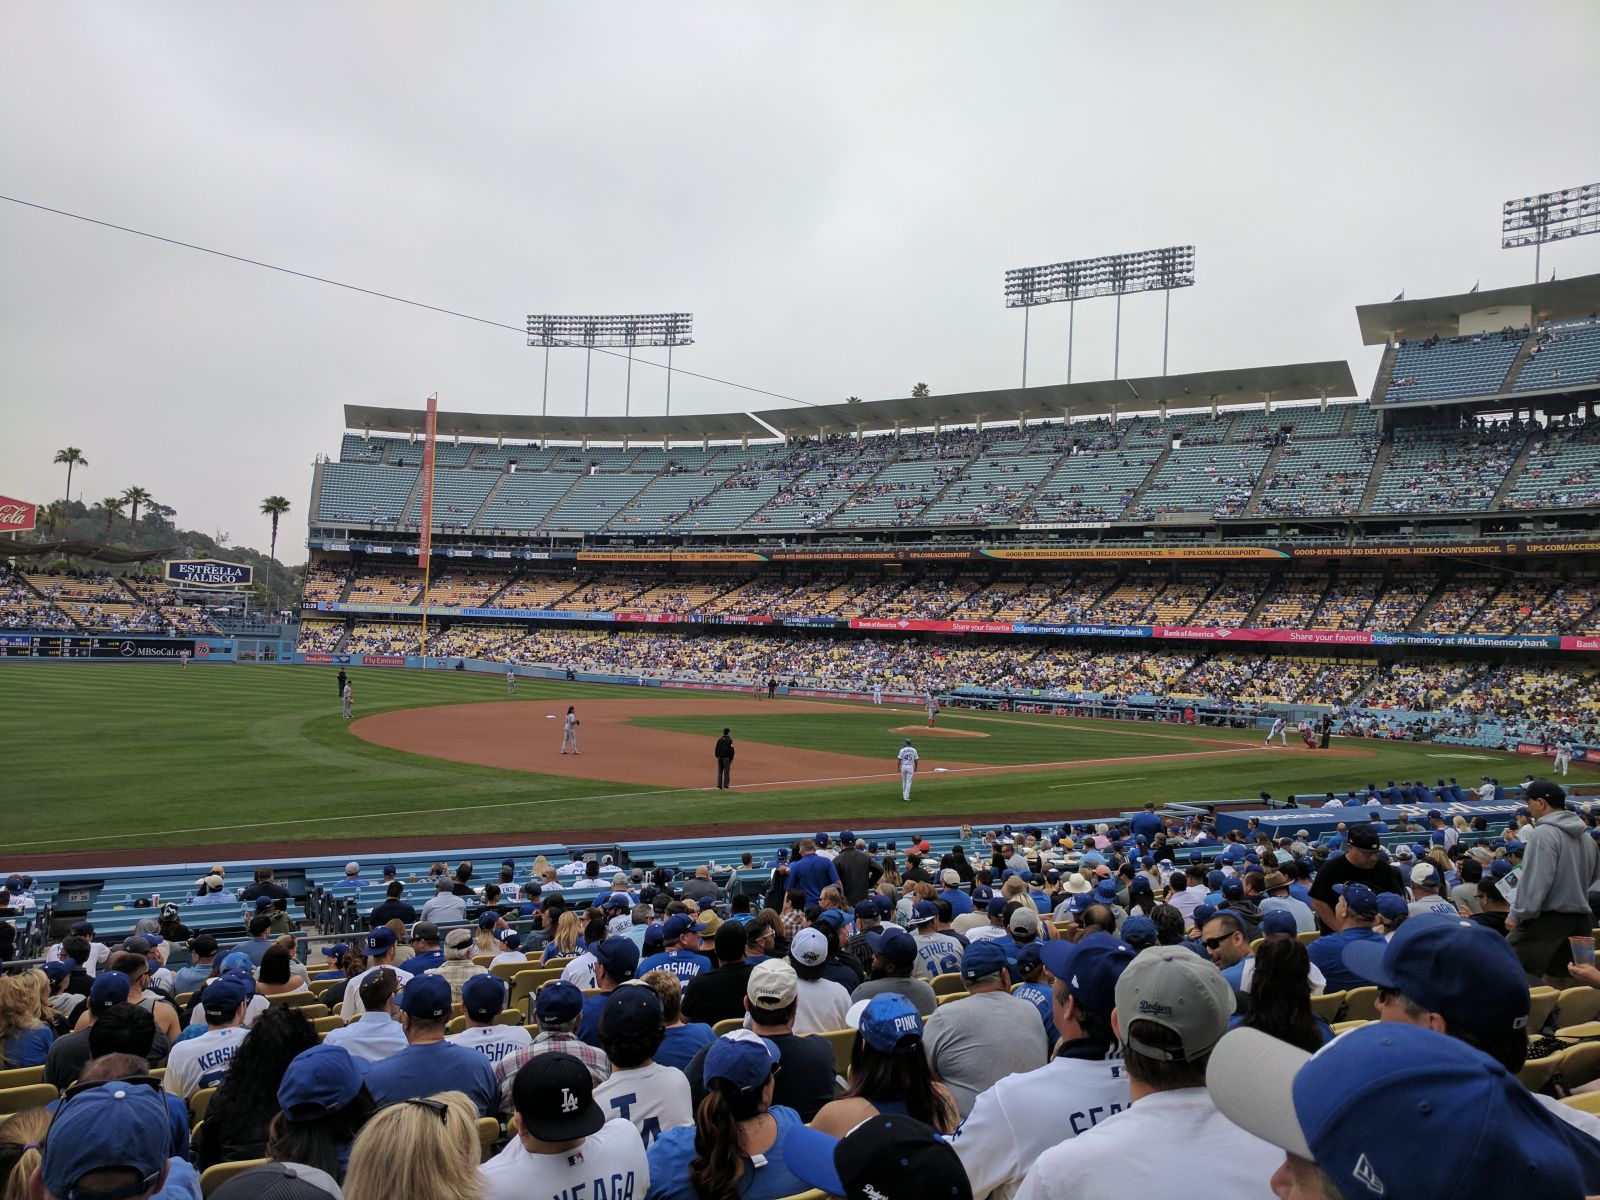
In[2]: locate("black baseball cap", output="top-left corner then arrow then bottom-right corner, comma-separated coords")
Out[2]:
1526,779 -> 1566,807
510,1053 -> 606,1141
1346,825 -> 1381,850
787,1113 -> 972,1200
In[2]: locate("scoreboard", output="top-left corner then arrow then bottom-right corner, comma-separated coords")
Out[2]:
0,635 -> 195,659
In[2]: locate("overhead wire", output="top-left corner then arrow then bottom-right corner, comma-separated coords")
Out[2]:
0,193 -> 821,408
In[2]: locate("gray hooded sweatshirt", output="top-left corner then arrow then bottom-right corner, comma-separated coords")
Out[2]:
1511,808 -> 1600,921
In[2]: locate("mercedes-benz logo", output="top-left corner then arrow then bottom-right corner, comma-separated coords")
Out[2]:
120,641 -> 136,656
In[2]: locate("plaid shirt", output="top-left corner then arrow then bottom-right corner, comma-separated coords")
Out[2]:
495,1031 -> 612,1109
780,908 -> 807,943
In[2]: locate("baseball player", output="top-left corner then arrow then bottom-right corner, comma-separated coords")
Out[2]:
506,664 -> 517,695
341,682 -> 353,721
561,706 -> 580,755
1554,736 -> 1573,777
1264,716 -> 1287,747
898,738 -> 919,802
872,682 -> 883,706
925,692 -> 939,729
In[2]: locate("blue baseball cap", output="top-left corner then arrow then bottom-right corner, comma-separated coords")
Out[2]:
365,927 -> 396,953
1129,875 -> 1154,897
1093,879 -> 1119,902
89,970 -> 131,1014
960,939 -> 1010,982
478,911 -> 502,929
846,993 -> 925,1054
40,1081 -> 171,1200
322,942 -> 349,962
220,951 -> 255,973
200,975 -> 251,1022
1068,893 -> 1096,916
461,974 -> 508,1022
986,895 -> 1010,917
1376,893 -> 1409,923
663,913 -> 707,940
1205,870 -> 1226,890
705,1030 -> 781,1090
1120,916 -> 1160,948
602,984 -> 664,1038
1038,932 -> 1135,1016
875,926 -> 917,971
1334,882 -> 1379,918
43,960 -> 73,983
814,908 -> 847,931
1191,904 -> 1217,929
1207,1023 -> 1588,1200
1220,878 -> 1244,901
278,1043 -> 368,1121
592,937 -> 640,982
382,863 -> 398,876
1260,910 -> 1299,937
1016,943 -> 1044,973
254,895 -> 276,910
496,928 -> 522,950
907,900 -> 939,927
854,900 -> 880,921
1341,915 -> 1529,1036
534,980 -> 584,1025
396,972 -> 452,1019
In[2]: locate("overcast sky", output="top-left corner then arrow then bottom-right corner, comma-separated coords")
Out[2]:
4,2 -> 1599,562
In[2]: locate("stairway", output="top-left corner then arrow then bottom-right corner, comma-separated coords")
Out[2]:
1488,430 -> 1541,509
1242,444 -> 1287,516
1121,447 -> 1172,516
468,472 -> 510,529
1498,331 -> 1539,392
1356,439 -> 1395,514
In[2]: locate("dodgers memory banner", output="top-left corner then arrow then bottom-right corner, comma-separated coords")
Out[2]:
166,559 -> 253,588
0,495 -> 37,534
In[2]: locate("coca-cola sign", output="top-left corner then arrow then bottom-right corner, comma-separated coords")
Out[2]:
0,495 -> 36,534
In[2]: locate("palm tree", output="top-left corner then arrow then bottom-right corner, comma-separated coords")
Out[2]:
42,501 -> 66,535
99,496 -> 126,541
53,448 -> 87,505
121,486 -> 152,531
260,496 -> 291,563
911,383 -> 930,398
845,396 -> 862,405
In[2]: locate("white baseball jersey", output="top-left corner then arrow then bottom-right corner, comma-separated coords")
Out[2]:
1269,718 -> 1284,734
948,1051 -> 1131,1200
163,1025 -> 249,1097
593,1062 -> 694,1149
447,1023 -> 534,1067
898,746 -> 920,771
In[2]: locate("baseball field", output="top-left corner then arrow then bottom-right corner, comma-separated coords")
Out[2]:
6,662 -> 1589,864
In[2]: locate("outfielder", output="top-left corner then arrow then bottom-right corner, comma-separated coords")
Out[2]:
872,682 -> 883,706
561,705 -> 580,755
506,664 -> 517,695
925,692 -> 939,728
1554,736 -> 1573,777
341,682 -> 353,721
1264,716 -> 1287,747
898,738 -> 919,802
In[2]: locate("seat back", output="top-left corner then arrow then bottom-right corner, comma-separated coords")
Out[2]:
199,1158 -> 270,1197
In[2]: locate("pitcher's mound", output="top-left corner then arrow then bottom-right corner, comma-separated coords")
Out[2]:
891,725 -> 989,739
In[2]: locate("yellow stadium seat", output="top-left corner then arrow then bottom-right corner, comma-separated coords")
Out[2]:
477,1117 -> 502,1162
1562,1092 -> 1600,1115
312,1015 -> 344,1035
1553,988 -> 1600,1032
936,992 -> 969,1007
930,973 -> 965,997
0,1083 -> 57,1115
200,1159 -> 269,1197
777,1191 -> 831,1200
811,1028 -> 856,1078
267,991 -> 326,1010
1561,1043 -> 1600,1091
1529,987 -> 1562,1035
1520,1050 -> 1565,1091
1296,931 -> 1319,946
446,1015 -> 469,1035
712,1017 -> 744,1036
0,1066 -> 45,1090
189,1086 -> 218,1126
1341,987 -> 1379,1024
493,1009 -> 525,1028
1309,991 -> 1346,1022
1330,1020 -> 1369,1034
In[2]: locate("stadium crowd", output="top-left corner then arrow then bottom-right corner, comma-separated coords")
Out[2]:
8,785 -> 1600,1198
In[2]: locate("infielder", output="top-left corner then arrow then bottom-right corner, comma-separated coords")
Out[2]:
341,682 -> 353,721
1554,736 -> 1573,777
506,664 -> 516,695
898,738 -> 919,802
561,705 -> 580,755
925,693 -> 939,729
1264,716 -> 1287,747
872,682 -> 883,706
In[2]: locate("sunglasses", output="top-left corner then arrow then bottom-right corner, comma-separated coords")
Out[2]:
404,1096 -> 453,1126
1202,934 -> 1240,950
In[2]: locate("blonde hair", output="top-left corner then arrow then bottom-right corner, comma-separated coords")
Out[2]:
642,968 -> 682,1024
0,974 -> 45,1044
343,1090 -> 483,1200
0,1107 -> 50,1200
552,910 -> 581,957
531,855 -> 551,879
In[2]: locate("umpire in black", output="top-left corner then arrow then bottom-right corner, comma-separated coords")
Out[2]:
715,728 -> 735,790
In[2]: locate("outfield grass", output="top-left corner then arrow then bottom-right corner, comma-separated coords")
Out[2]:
5,662 -> 1591,857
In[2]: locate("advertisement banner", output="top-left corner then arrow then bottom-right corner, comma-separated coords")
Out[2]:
779,615 -> 846,627
360,654 -> 407,667
1561,636 -> 1600,652
165,559 -> 252,589
1013,623 -> 1153,638
303,653 -> 353,665
982,546 -> 1290,561
1153,626 -> 1376,646
0,494 -> 37,534
714,614 -> 775,626
1371,632 -> 1560,650
93,637 -> 197,659
612,611 -> 686,625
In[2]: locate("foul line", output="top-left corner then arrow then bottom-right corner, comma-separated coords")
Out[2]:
1049,776 -> 1146,790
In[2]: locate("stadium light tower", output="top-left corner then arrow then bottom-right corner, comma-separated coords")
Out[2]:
526,313 -> 695,416
1503,184 -> 1600,283
1005,245 -> 1194,382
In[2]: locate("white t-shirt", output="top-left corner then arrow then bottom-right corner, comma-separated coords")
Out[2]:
898,746 -> 920,771
1167,888 -> 1203,926
490,950 -> 529,969
480,1118 -> 649,1200
560,952 -> 598,990
163,1025 -> 250,1097
948,1051 -> 1131,1200
1015,1087 -> 1281,1200
187,994 -> 269,1029
592,1062 -> 694,1149
743,976 -> 850,1036
448,1023 -> 535,1069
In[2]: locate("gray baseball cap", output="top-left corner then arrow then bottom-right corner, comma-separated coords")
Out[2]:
1114,944 -> 1234,1063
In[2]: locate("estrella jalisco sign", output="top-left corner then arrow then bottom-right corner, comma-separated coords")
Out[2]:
165,559 -> 252,588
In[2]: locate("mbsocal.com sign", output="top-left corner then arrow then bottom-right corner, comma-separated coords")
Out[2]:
0,495 -> 37,534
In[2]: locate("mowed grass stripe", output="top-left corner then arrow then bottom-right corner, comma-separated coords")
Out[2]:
4,663 -> 1594,854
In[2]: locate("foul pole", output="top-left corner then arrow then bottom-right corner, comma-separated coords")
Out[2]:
417,393 -> 439,660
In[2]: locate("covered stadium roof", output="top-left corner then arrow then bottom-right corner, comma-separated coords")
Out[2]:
1357,273 -> 1600,344
345,361 -> 1356,445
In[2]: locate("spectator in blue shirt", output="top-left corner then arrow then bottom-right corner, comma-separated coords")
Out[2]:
1307,885 -> 1387,992
363,974 -> 499,1116
786,839 -> 842,908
